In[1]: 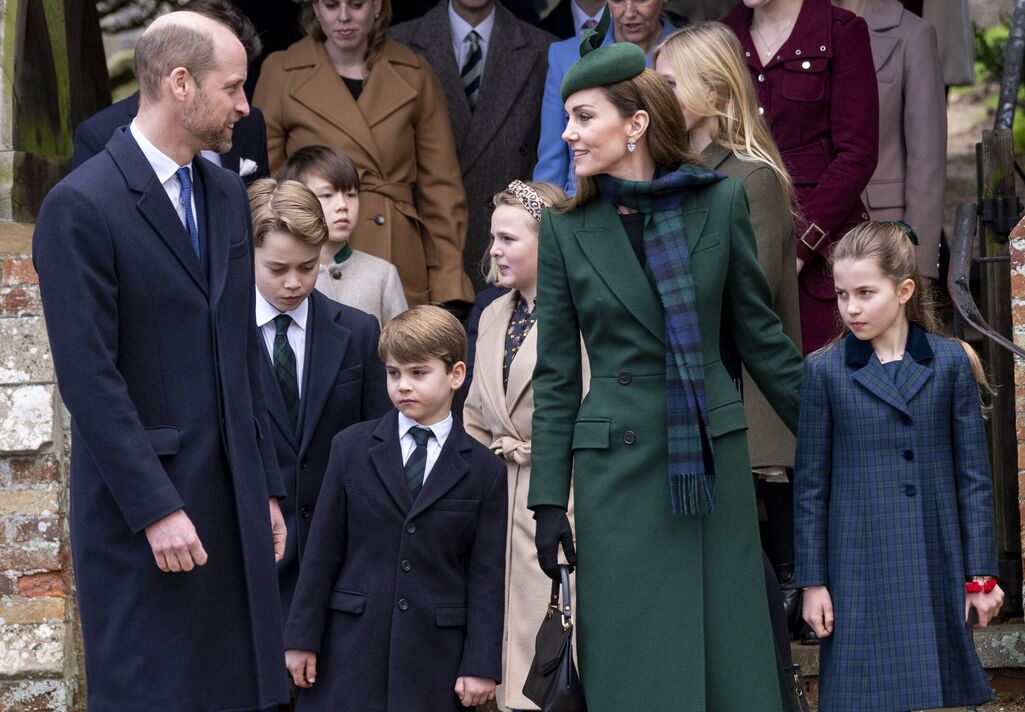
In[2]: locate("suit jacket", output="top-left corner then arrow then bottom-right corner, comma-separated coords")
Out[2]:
254,37 -> 474,306
795,328 -> 995,710
33,127 -> 287,711
528,178 -> 803,708
533,17 -> 677,194
702,144 -> 801,469
264,289 -> 391,623
285,411 -> 508,712
724,0 -> 878,351
70,91 -> 270,184
391,4 -> 554,292
860,0 -> 945,279
539,0 -> 576,39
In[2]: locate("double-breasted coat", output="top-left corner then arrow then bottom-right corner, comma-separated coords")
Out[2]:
390,3 -> 554,291
33,128 -> 288,711
462,291 -> 587,710
254,37 -> 474,306
262,289 -> 390,623
860,0 -> 946,279
724,0 -> 878,353
285,412 -> 508,711
701,144 -> 801,469
528,177 -> 804,711
795,327 -> 996,711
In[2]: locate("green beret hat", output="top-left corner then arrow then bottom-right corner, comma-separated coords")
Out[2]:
560,7 -> 647,103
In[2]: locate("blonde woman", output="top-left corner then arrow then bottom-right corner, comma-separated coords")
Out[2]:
654,19 -> 806,638
253,0 -> 473,309
462,181 -> 584,712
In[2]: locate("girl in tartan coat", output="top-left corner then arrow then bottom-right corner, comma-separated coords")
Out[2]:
795,220 -> 1004,711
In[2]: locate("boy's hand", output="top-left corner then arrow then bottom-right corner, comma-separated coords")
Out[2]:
966,583 -> 1005,627
285,649 -> 317,688
454,676 -> 495,708
269,498 -> 286,562
144,509 -> 207,572
802,585 -> 834,638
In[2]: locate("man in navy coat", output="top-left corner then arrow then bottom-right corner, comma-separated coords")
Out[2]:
71,0 -> 270,185
33,10 -> 289,712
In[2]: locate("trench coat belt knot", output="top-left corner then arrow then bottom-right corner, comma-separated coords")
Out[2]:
360,178 -> 415,206
490,435 -> 531,466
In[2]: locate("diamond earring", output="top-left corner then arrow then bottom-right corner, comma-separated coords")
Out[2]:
626,139 -> 637,153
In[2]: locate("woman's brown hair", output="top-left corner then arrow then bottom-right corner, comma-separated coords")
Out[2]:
564,69 -> 703,211
300,0 -> 392,69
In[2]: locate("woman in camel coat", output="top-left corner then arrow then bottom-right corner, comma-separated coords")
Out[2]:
253,0 -> 473,307
463,181 -> 586,711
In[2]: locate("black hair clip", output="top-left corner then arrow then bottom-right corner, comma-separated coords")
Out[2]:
889,220 -> 919,246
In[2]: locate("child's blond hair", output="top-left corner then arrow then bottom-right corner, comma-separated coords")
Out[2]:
247,178 -> 328,248
378,306 -> 466,373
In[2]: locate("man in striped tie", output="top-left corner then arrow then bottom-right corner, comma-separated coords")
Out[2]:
390,2 -> 554,291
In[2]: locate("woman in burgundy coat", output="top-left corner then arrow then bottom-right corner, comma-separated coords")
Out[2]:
724,0 -> 878,353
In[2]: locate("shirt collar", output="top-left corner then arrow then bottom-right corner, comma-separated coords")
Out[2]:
129,119 -> 192,185
570,1 -> 604,33
449,1 -> 496,45
398,410 -> 454,443
255,288 -> 309,331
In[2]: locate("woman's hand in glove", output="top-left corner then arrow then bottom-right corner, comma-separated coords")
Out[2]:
533,505 -> 576,580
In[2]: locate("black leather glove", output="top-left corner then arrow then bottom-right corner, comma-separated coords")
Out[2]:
533,505 -> 576,580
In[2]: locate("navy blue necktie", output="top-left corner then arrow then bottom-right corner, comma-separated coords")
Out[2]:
175,166 -> 201,260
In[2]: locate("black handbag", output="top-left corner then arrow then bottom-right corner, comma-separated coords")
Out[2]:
522,565 -> 586,712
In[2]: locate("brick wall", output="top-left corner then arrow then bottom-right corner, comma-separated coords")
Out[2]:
0,224 -> 80,710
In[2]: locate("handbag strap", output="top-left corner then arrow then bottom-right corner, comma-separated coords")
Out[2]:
549,564 -> 573,629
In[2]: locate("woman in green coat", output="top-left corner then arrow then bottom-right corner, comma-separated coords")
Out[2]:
528,15 -> 804,711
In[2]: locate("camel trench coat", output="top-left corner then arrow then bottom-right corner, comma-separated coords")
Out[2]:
463,291 -> 588,710
254,37 -> 474,306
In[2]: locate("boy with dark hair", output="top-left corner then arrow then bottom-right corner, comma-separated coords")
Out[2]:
248,177 -> 390,623
285,305 -> 508,711
279,145 -> 407,325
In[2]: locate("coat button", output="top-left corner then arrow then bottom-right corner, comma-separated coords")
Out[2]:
374,214 -> 385,225
401,559 -> 412,572
618,371 -> 631,384
300,459 -> 308,470
903,450 -> 914,461
757,73 -> 765,82
904,484 -> 916,497
623,431 -> 636,445
820,45 -> 827,51
758,107 -> 764,115
300,505 -> 311,519
406,523 -> 416,534
801,60 -> 811,69
398,598 -> 409,611
795,49 -> 802,55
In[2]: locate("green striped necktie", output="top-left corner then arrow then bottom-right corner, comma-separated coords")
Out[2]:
273,314 -> 299,429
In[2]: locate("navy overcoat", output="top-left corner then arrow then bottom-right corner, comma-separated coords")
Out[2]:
795,326 -> 996,711
285,411 -> 508,712
33,128 -> 289,711
264,289 -> 391,622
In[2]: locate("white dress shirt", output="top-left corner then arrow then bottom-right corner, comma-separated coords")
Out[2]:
571,0 -> 605,35
129,120 -> 197,233
398,410 -> 453,486
255,290 -> 309,398
449,1 -> 497,75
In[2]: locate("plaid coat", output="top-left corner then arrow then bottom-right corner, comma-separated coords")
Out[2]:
795,326 -> 996,711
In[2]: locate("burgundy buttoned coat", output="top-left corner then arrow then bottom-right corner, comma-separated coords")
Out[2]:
725,0 -> 878,353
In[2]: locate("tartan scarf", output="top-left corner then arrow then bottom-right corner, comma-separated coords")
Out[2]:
597,164 -> 726,516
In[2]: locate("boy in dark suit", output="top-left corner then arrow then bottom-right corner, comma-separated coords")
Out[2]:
284,306 -> 508,711
248,178 -> 391,624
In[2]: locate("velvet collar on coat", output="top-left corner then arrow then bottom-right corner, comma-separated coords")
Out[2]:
844,322 -> 933,368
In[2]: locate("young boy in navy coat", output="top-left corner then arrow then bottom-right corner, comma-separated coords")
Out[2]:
248,178 -> 391,623
285,306 -> 508,711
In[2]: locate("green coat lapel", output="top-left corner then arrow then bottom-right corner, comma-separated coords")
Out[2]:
573,200 -> 664,343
